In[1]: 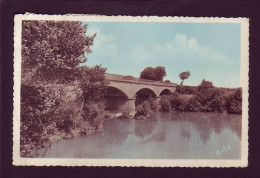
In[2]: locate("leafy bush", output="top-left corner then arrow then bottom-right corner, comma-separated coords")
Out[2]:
20,84 -> 49,157
186,88 -> 226,112
82,102 -> 105,130
181,86 -> 196,94
208,91 -> 226,112
21,80 -> 107,157
186,97 -> 203,112
198,79 -> 214,92
135,100 -> 155,119
79,65 -> 108,103
226,88 -> 242,114
160,99 -> 171,111
160,82 -> 241,114
161,94 -> 184,111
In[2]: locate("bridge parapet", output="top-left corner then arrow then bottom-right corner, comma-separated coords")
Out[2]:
105,73 -> 177,87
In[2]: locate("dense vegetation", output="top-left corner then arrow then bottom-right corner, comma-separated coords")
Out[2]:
140,66 -> 166,81
135,97 -> 157,120
21,21 -> 108,157
160,79 -> 242,114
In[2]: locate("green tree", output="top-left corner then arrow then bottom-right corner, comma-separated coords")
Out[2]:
154,66 -> 166,81
140,67 -> 156,80
178,71 -> 190,93
22,21 -> 96,83
226,88 -> 242,114
78,65 -> 108,106
140,66 -> 166,81
179,71 -> 190,86
20,21 -> 109,157
198,79 -> 214,92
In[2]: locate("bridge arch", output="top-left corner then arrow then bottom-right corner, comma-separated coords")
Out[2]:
106,86 -> 128,98
108,81 -> 160,98
160,89 -> 172,96
135,88 -> 157,106
104,86 -> 128,112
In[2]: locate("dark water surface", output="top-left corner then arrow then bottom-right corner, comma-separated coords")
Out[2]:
44,112 -> 241,159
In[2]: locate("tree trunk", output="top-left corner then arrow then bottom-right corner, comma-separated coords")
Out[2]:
180,80 -> 184,94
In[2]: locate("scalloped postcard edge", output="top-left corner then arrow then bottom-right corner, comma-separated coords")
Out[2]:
13,14 -> 249,167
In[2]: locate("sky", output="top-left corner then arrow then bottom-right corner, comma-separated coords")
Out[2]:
82,21 -> 241,88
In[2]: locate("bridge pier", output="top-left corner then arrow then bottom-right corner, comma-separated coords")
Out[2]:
122,97 -> 136,114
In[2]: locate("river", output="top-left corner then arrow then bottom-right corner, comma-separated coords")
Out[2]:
43,112 -> 241,159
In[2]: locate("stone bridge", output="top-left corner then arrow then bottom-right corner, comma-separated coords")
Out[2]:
104,73 -> 177,113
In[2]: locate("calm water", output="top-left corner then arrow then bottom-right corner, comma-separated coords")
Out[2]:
43,112 -> 241,159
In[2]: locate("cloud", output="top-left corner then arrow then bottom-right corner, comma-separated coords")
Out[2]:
127,33 -> 238,86
86,27 -> 117,58
152,33 -> 229,62
130,33 -> 231,64
187,37 -> 226,61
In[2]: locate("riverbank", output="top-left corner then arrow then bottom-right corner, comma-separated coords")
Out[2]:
20,66 -> 107,157
160,87 -> 242,114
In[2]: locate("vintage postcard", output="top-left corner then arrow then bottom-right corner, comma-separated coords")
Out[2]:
13,14 -> 249,167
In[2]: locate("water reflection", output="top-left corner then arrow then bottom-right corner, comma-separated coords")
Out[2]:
134,119 -> 157,138
43,112 -> 241,159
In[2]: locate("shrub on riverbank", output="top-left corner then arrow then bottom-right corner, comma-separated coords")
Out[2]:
226,88 -> 242,114
135,99 -> 156,119
186,89 -> 226,112
161,94 -> 187,111
160,80 -> 242,114
21,78 -> 107,157
159,98 -> 171,111
21,83 -> 84,157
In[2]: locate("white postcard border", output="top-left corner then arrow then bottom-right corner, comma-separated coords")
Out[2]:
13,14 -> 249,167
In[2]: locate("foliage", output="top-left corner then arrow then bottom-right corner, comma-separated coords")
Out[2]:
159,98 -> 171,111
135,100 -> 156,119
198,79 -> 214,92
161,79 -> 242,114
187,89 -> 226,112
226,88 -> 242,114
81,102 -> 106,130
178,71 -> 190,94
180,86 -> 196,94
78,65 -> 108,103
20,83 -> 84,157
161,94 -> 185,111
20,84 -> 48,157
169,94 -> 184,110
22,21 -> 96,83
154,66 -> 167,81
179,71 -> 190,86
140,67 -> 156,80
20,21 -> 108,157
140,66 -> 166,81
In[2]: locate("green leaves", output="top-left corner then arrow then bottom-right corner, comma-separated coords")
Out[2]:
140,66 -> 166,81
22,21 -> 96,82
179,71 -> 190,85
20,21 -> 107,157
